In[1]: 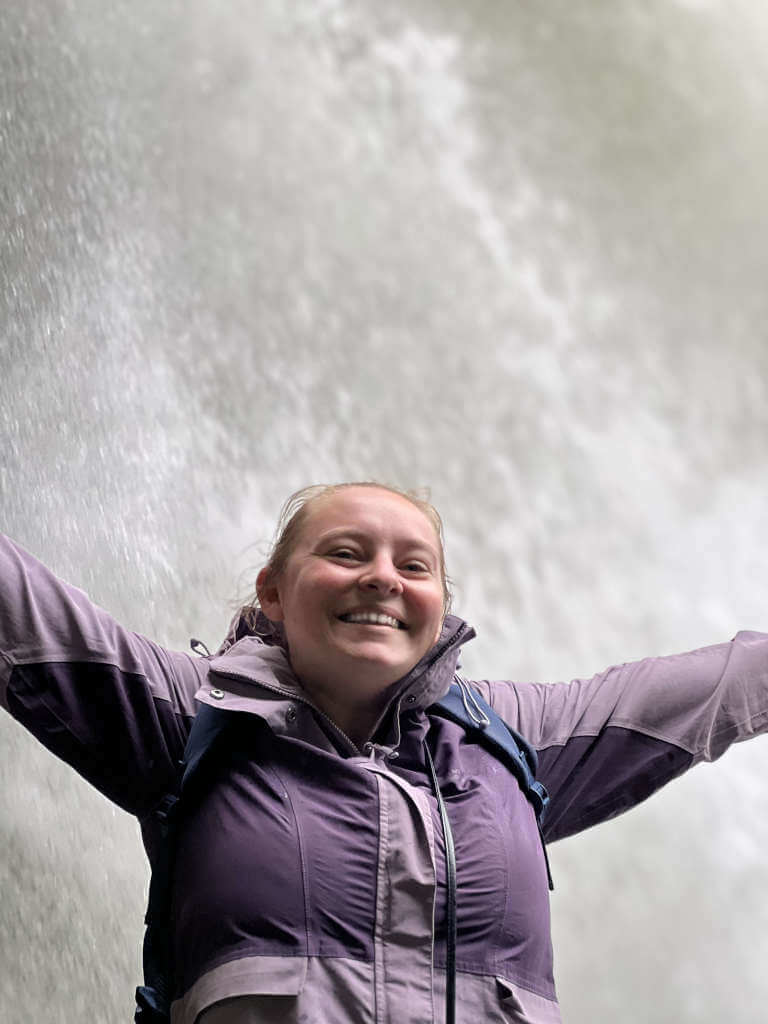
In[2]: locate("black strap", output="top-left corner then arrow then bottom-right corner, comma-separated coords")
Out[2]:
424,738 -> 456,1024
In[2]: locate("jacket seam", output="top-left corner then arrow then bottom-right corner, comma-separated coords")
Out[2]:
535,722 -> 693,755
271,764 -> 311,955
372,773 -> 388,1024
536,709 -> 768,760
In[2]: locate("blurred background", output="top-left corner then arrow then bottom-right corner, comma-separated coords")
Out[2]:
2,0 -> 768,1020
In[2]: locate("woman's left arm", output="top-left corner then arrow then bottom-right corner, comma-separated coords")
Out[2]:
469,631 -> 768,841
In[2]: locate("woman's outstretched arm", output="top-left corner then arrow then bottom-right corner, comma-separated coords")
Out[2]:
469,631 -> 768,841
0,534 -> 210,816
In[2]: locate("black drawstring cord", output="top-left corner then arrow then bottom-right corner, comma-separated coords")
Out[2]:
424,739 -> 456,1024
538,818 -> 554,891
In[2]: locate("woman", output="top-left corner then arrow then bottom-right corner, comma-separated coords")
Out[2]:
2,480 -> 767,1024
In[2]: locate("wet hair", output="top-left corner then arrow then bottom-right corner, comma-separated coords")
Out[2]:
239,481 -> 453,630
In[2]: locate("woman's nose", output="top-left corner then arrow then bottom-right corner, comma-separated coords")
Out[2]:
358,558 -> 402,593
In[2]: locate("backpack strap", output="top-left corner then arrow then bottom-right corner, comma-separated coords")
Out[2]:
431,680 -> 553,890
135,702 -> 238,1022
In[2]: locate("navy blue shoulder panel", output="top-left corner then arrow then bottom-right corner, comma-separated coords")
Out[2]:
181,701 -> 239,791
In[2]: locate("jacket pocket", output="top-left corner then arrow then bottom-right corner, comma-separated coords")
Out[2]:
174,955 -> 308,1024
494,976 -> 531,1023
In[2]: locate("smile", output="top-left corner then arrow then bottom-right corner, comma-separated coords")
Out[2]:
337,611 -> 406,630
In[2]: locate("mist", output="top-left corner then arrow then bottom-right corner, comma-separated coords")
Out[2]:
2,1 -> 768,1020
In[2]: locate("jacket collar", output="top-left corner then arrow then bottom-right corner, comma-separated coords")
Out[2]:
207,611 -> 476,750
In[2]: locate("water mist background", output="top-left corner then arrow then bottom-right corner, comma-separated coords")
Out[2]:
2,1 -> 768,1021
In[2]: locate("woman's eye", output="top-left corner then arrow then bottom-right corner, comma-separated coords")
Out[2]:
327,550 -> 428,572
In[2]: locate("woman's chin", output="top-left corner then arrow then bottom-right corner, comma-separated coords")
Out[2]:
332,642 -> 416,680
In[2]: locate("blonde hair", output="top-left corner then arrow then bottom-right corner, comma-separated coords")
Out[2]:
239,481 -> 453,630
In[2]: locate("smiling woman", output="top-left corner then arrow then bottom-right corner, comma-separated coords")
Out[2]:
2,483 -> 768,1024
252,483 -> 449,742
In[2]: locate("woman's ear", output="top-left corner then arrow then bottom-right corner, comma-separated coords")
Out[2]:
256,567 -> 284,622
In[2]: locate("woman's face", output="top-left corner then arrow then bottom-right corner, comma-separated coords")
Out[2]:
258,487 -> 446,706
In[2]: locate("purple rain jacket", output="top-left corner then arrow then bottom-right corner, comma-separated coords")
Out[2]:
2,534 -> 768,1024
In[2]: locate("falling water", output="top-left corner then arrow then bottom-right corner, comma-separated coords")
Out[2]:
2,1 -> 768,1021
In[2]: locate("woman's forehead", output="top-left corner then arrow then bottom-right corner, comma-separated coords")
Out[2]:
303,487 -> 438,546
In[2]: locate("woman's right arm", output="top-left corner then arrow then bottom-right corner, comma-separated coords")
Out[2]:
0,534 -> 209,816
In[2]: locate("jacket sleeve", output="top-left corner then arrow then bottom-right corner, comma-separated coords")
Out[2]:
468,632 -> 768,842
0,534 -> 209,816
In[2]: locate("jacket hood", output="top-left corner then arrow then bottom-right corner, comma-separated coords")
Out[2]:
215,608 -> 286,655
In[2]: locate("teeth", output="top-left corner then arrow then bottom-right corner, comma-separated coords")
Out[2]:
339,612 -> 403,629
